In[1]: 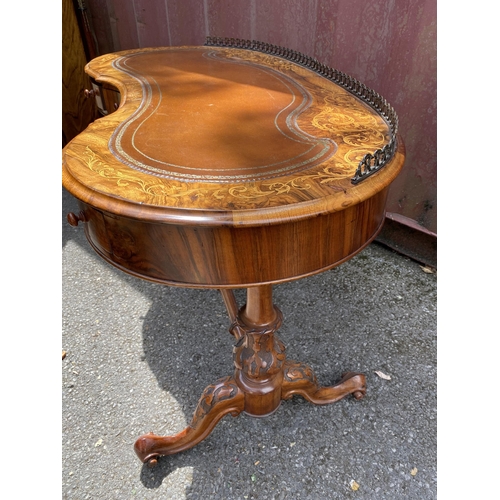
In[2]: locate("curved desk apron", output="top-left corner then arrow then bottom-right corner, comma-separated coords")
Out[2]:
62,39 -> 405,466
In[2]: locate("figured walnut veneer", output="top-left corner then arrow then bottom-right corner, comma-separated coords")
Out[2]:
62,45 -> 405,466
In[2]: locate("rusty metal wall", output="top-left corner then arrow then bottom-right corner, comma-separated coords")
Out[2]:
85,0 -> 437,235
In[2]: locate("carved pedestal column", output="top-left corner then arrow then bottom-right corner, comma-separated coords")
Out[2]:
232,286 -> 286,417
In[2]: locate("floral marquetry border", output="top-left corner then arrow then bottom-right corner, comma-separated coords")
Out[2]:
78,147 -> 352,210
205,37 -> 399,185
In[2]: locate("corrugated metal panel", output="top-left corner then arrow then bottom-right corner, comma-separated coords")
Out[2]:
84,0 -> 437,246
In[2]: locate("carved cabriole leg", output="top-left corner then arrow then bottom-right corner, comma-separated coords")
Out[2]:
134,376 -> 244,466
281,361 -> 367,403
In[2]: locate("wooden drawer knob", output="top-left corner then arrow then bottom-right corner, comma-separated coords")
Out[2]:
84,88 -> 100,99
67,211 -> 87,227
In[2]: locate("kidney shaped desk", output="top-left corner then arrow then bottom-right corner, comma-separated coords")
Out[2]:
62,38 -> 405,466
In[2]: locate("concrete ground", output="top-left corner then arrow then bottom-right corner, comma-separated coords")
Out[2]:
62,187 -> 437,499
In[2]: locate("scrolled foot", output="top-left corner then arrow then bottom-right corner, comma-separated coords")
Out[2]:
340,371 -> 367,400
134,433 -> 163,466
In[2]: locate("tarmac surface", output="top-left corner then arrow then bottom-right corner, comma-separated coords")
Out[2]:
62,187 -> 437,499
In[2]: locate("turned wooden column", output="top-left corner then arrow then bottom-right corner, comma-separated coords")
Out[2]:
232,285 -> 285,417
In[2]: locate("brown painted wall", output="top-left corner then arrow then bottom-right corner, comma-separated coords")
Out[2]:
84,0 -> 437,234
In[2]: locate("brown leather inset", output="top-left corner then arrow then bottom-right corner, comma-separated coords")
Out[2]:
109,49 -> 335,182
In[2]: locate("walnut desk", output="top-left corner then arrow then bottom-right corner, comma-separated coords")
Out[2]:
62,38 -> 405,467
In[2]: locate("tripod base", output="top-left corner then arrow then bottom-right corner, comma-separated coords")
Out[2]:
134,286 -> 366,466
